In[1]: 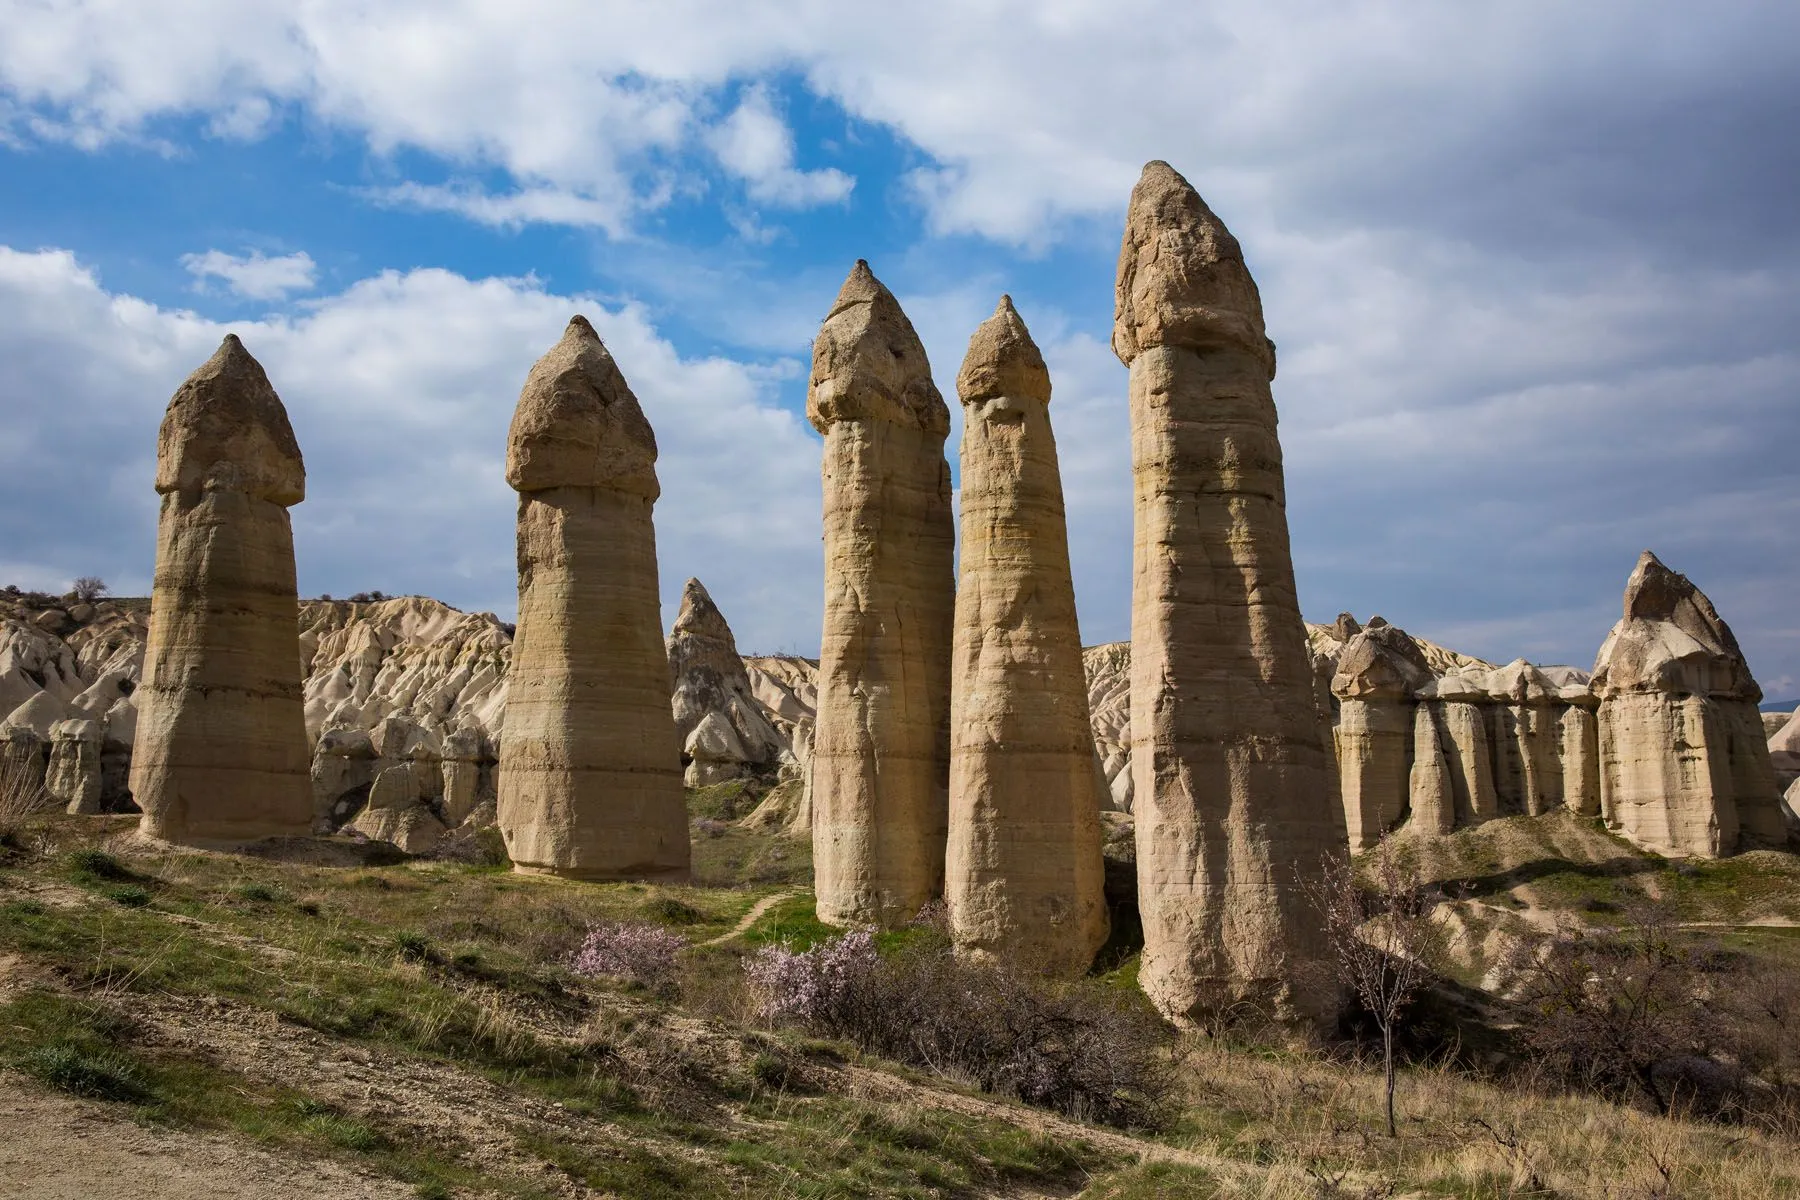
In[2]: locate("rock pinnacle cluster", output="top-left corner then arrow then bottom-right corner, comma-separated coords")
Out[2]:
807,261 -> 955,928
945,297 -> 1108,973
497,316 -> 689,880
131,335 -> 314,845
1114,161 -> 1345,1026
1591,551 -> 1786,856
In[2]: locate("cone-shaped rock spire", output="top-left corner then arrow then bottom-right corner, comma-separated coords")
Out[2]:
132,334 -> 313,844
667,578 -> 786,786
1114,162 -> 1344,1026
497,316 -> 689,880
808,261 -> 955,927
1591,551 -> 1785,855
946,297 -> 1108,972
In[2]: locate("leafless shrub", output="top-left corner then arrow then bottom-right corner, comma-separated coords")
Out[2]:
0,753 -> 52,845
69,576 -> 107,603
1307,836 -> 1446,1137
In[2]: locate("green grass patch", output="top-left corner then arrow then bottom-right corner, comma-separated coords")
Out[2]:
738,892 -> 836,950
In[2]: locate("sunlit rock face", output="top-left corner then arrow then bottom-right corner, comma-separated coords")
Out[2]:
131,335 -> 313,846
1114,161 -> 1345,1029
1591,551 -> 1786,857
944,297 -> 1107,975
496,316 -> 689,881
806,261 -> 954,929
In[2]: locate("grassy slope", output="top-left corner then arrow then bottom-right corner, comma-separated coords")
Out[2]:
1,806 -> 1797,1198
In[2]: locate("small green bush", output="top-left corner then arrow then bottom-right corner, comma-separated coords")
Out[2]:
65,848 -> 131,882
236,882 -> 283,903
19,1043 -> 150,1103
102,884 -> 150,908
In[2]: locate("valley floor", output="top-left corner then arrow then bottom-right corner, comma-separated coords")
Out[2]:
1,809 -> 1797,1198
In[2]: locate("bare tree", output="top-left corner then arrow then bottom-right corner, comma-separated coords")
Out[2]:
70,576 -> 107,603
1310,836 -> 1443,1137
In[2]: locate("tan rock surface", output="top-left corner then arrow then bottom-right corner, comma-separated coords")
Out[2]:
1407,704 -> 1454,836
667,578 -> 787,786
1115,161 -> 1344,1026
1084,642 -> 1134,813
807,262 -> 955,927
944,297 -> 1107,972
1591,551 -> 1786,856
131,335 -> 313,845
1332,622 -> 1433,851
497,316 -> 688,880
46,718 -> 103,814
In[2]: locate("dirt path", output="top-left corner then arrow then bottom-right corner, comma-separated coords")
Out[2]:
0,1075 -> 413,1200
701,888 -> 800,946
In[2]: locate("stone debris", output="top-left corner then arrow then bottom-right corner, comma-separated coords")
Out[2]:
496,316 -> 689,880
1113,161 -> 1344,1027
130,335 -> 314,845
807,261 -> 955,927
1591,550 -> 1786,856
667,578 -> 787,786
944,296 -> 1108,974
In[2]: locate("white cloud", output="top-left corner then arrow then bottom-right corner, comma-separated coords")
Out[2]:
181,248 -> 318,300
707,85 -> 853,208
361,182 -> 632,233
0,245 -> 824,653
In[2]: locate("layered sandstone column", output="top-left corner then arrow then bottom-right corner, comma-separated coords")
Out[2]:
1332,623 -> 1431,851
808,261 -> 955,927
1559,691 -> 1602,818
945,297 -> 1108,972
1420,673 -> 1499,825
1592,551 -> 1786,856
132,335 -> 313,845
496,316 -> 689,880
1407,704 -> 1455,836
1115,161 -> 1345,1025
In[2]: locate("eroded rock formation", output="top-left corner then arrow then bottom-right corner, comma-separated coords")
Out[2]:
130,335 -> 313,845
496,316 -> 689,880
1591,551 -> 1786,856
807,262 -> 955,927
944,297 -> 1107,972
1114,161 -> 1344,1025
667,578 -> 787,787
1332,622 -> 1433,851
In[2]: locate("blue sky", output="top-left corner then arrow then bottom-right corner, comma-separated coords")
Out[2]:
1,1 -> 1796,697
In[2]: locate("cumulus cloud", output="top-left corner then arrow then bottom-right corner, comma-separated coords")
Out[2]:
707,85 -> 853,208
0,245 -> 825,653
1,1 -> 1797,687
181,248 -> 318,300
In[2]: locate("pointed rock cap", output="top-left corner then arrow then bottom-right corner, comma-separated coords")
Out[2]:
1112,160 -> 1276,376
1592,551 -> 1759,701
669,577 -> 737,651
1331,622 -> 1433,700
506,315 -> 659,498
806,260 -> 948,437
155,334 -> 305,505
956,294 -> 1050,407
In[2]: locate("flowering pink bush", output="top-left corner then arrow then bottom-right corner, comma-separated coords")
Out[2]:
570,921 -> 688,989
743,929 -> 879,1025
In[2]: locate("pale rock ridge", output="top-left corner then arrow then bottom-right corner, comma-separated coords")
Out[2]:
667,578 -> 787,787
131,335 -> 314,845
1084,642 -> 1133,813
497,316 -> 689,879
46,718 -> 103,814
807,261 -> 955,927
945,297 -> 1108,973
1591,551 -> 1786,856
1115,161 -> 1344,1026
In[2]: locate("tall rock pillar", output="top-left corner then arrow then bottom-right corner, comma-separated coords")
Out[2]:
1591,551 -> 1786,856
945,297 -> 1108,972
497,316 -> 689,880
1114,161 -> 1345,1025
132,336 -> 313,845
808,262 -> 955,927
